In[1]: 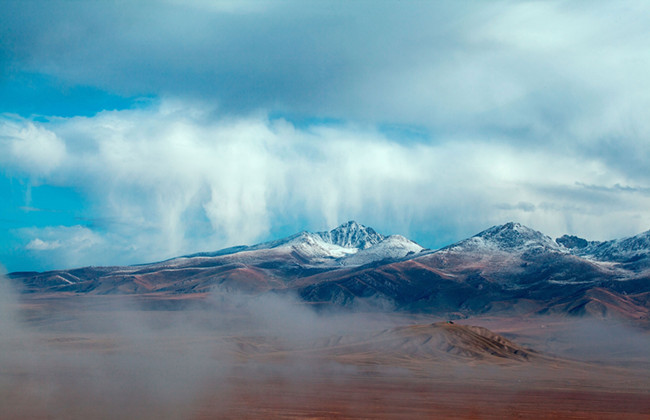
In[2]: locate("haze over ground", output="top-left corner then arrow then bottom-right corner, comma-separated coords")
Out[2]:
2,268 -> 650,419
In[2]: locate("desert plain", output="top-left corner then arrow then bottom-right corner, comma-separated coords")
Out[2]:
1,291 -> 649,419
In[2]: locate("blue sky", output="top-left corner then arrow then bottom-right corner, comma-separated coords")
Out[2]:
2,0 -> 650,272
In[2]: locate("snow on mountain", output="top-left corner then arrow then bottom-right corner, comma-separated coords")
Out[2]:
11,221 -> 650,319
315,220 -> 385,249
280,222 -> 422,265
341,235 -> 424,266
238,221 -> 413,265
571,230 -> 650,263
444,222 -> 562,254
278,232 -> 360,259
170,221 -> 411,267
249,221 -> 381,250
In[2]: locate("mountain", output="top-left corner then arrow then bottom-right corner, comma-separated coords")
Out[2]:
10,221 -> 423,295
418,222 -> 613,286
458,222 -> 561,252
8,221 -> 650,321
340,234 -> 423,266
293,222 -> 650,317
558,230 -> 650,271
556,234 -> 593,250
182,220 -> 409,263
315,220 -> 384,249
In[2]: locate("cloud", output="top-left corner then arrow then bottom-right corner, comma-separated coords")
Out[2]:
2,100 -> 650,270
0,115 -> 66,177
17,225 -> 105,268
575,182 -> 650,195
2,1 -> 650,269
2,1 -> 649,187
25,238 -> 61,251
3,1 -> 650,138
495,202 -> 536,213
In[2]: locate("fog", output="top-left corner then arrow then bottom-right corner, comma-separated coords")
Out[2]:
522,317 -> 650,365
0,276 -> 415,419
0,278 -> 225,419
2,274 -> 649,419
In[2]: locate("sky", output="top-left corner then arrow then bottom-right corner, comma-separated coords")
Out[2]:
1,0 -> 650,272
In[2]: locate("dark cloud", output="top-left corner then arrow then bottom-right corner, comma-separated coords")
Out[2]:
2,2 -> 648,150
575,182 -> 650,195
3,1 -> 649,146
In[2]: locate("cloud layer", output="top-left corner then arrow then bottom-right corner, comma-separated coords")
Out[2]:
2,101 -> 649,270
1,1 -> 650,270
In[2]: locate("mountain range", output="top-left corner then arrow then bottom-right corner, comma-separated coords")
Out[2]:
9,221 -> 650,320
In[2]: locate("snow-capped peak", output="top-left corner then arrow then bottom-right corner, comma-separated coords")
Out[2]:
283,232 -> 360,259
340,235 -> 424,266
474,222 -> 559,250
252,222 -> 421,265
444,222 -> 561,254
249,221 -> 384,255
180,221 -> 419,267
315,221 -> 385,249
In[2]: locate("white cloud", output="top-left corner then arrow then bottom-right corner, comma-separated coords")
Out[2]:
19,225 -> 105,269
25,238 -> 61,251
0,116 -> 66,177
3,100 -> 650,270
2,1 -> 650,272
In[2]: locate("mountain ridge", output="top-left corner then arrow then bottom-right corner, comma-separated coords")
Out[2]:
8,221 -> 650,321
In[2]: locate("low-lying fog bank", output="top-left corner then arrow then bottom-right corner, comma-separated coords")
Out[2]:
2,276 -> 649,419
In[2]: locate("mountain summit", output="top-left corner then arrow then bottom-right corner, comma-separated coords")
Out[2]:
275,221 -> 419,262
316,221 -> 384,249
475,222 -> 560,250
445,222 -> 560,254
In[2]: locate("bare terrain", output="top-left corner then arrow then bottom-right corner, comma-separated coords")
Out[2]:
1,293 -> 649,419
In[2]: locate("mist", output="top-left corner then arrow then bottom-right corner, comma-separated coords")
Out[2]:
0,275 -> 420,419
523,317 -> 650,364
0,277 -> 231,419
2,270 -> 650,418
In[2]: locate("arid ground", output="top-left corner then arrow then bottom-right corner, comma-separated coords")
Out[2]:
1,294 -> 649,419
